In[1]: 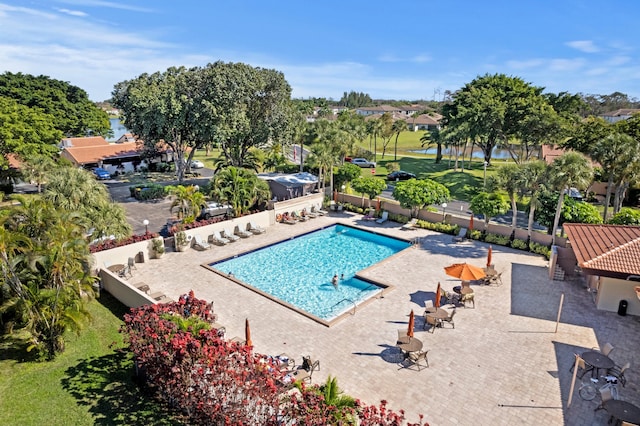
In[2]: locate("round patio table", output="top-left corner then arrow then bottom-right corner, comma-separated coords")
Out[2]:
460,286 -> 474,295
397,337 -> 423,354
107,264 -> 125,275
581,350 -> 614,376
603,400 -> 640,424
427,308 -> 450,320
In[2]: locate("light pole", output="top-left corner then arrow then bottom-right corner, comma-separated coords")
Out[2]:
341,185 -> 345,204
483,161 -> 488,188
441,203 -> 447,221
143,219 -> 149,235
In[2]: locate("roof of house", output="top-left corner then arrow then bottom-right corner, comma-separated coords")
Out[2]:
409,114 -> 441,125
564,223 -> 640,278
61,142 -> 140,165
600,108 -> 640,117
60,136 -> 110,148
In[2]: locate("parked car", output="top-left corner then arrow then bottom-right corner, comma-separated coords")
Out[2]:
92,167 -> 111,180
199,202 -> 233,220
350,158 -> 376,168
387,171 -> 416,181
190,160 -> 205,169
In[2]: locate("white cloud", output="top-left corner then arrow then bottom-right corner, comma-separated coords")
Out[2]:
56,8 -> 87,17
411,54 -> 431,63
607,56 -> 631,66
566,40 -> 599,53
57,0 -> 154,13
506,59 -> 544,70
548,58 -> 586,72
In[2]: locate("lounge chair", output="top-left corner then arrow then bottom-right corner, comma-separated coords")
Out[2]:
453,227 -> 467,242
313,204 -> 327,215
192,235 -> 211,250
302,208 -> 317,218
292,211 -> 308,221
222,228 -> 240,242
279,212 -> 297,224
234,225 -> 252,238
376,211 -> 389,224
209,230 -> 230,245
402,218 -> 418,230
363,211 -> 376,221
149,291 -> 166,300
247,221 -> 266,234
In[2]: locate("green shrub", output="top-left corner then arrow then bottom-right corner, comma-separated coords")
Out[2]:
343,203 -> 364,214
484,233 -> 510,246
608,207 -> 640,225
130,183 -> 166,201
511,239 -> 528,250
416,220 -> 459,235
390,213 -> 409,223
529,242 -> 551,259
468,229 -> 483,240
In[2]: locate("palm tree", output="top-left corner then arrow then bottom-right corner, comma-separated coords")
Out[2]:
20,154 -> 57,193
166,185 -> 206,223
495,163 -> 522,233
212,167 -> 269,216
548,152 -> 593,244
517,160 -> 548,241
391,119 -> 406,161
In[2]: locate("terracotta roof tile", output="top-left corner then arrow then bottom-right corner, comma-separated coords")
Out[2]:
61,136 -> 109,148
61,142 -> 140,165
564,223 -> 640,276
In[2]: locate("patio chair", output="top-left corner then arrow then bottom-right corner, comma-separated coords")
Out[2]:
209,230 -> 230,245
460,292 -> 475,308
607,361 -> 630,387
289,356 -> 320,384
407,350 -> 429,371
401,218 -> 418,230
302,208 -> 317,219
594,383 -> 618,412
149,291 -> 166,301
234,225 -> 252,238
569,354 -> 593,378
128,257 -> 137,271
488,272 -> 503,286
292,211 -> 308,221
424,299 -> 435,313
222,227 -> 240,242
313,204 -> 328,215
247,221 -> 266,234
423,312 -> 439,332
592,342 -> 614,357
452,227 -> 467,243
441,309 -> 456,329
376,211 -> 389,224
192,235 -> 211,250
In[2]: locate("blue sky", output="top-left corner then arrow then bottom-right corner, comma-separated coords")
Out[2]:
2,0 -> 639,102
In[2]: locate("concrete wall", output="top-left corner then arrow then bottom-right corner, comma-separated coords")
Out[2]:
596,276 -> 640,316
99,268 -> 155,308
273,193 -> 324,219
92,238 -> 155,274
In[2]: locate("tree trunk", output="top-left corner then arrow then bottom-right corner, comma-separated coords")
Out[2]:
603,174 -> 614,221
527,203 -> 536,240
551,191 -> 565,246
436,142 -> 442,163
510,195 -> 518,231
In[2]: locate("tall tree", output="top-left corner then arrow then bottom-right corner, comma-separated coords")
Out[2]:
211,167 -> 270,216
548,152 -> 593,244
0,72 -> 111,136
517,160 -> 548,241
493,163 -> 522,232
391,119 -> 406,161
392,179 -> 450,218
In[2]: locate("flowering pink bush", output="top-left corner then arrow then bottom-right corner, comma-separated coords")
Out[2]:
122,291 -> 427,425
89,233 -> 158,253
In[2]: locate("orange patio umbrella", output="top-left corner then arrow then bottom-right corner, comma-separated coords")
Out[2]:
444,263 -> 486,281
245,318 -> 252,347
434,282 -> 442,308
487,245 -> 493,268
469,214 -> 474,231
407,310 -> 415,338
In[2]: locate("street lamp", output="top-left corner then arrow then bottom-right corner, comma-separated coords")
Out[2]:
441,203 -> 448,221
143,219 -> 149,235
483,161 -> 488,188
341,185 -> 346,204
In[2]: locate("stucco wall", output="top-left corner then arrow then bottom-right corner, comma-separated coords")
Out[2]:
596,276 -> 640,316
99,268 -> 155,308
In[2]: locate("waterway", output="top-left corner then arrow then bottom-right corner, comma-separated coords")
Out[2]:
411,146 -> 539,160
108,118 -> 129,141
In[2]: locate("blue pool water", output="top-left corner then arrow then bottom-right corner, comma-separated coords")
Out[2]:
210,225 -> 410,321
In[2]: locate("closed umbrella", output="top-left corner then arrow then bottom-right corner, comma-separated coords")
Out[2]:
444,263 -> 486,281
407,310 -> 415,338
487,245 -> 493,268
245,318 -> 252,347
434,282 -> 442,308
469,214 -> 474,231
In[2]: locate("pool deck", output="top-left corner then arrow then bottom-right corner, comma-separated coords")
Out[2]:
125,211 -> 640,425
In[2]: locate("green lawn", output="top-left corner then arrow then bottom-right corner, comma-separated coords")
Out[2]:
0,293 -> 183,426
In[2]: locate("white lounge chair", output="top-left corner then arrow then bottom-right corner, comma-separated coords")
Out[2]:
234,225 -> 252,238
192,235 -> 211,250
402,218 -> 418,230
453,227 -> 467,242
222,227 -> 240,242
376,211 -> 389,224
312,204 -> 327,216
247,221 -> 266,234
209,230 -> 230,245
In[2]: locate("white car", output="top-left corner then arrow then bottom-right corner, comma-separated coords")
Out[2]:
190,160 -> 205,169
350,158 -> 376,168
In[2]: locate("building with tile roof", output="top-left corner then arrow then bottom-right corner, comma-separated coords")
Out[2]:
563,223 -> 640,315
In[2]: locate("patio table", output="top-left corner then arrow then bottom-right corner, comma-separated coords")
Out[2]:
581,350 -> 615,377
107,264 -> 125,275
603,399 -> 640,425
397,337 -> 423,355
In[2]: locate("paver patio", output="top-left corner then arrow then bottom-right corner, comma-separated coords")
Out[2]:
123,212 -> 640,425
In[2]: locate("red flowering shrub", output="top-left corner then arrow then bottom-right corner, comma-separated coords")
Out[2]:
89,233 -> 158,253
122,292 -> 427,425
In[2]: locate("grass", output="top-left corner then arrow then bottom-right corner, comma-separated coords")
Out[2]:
0,292 -> 183,426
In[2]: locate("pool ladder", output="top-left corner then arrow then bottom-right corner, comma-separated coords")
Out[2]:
332,298 -> 357,316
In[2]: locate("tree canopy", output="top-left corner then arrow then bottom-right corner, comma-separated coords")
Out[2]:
112,62 -> 294,182
392,179 -> 450,217
0,72 -> 111,137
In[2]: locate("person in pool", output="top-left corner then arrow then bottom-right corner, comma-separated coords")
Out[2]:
332,274 -> 339,288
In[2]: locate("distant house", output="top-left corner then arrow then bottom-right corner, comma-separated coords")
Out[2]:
600,108 -> 640,123
60,137 -> 141,174
355,105 -> 400,116
406,113 -> 442,131
562,223 -> 640,316
258,172 -> 318,201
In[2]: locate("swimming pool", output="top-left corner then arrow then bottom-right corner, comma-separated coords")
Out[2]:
208,224 -> 411,324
